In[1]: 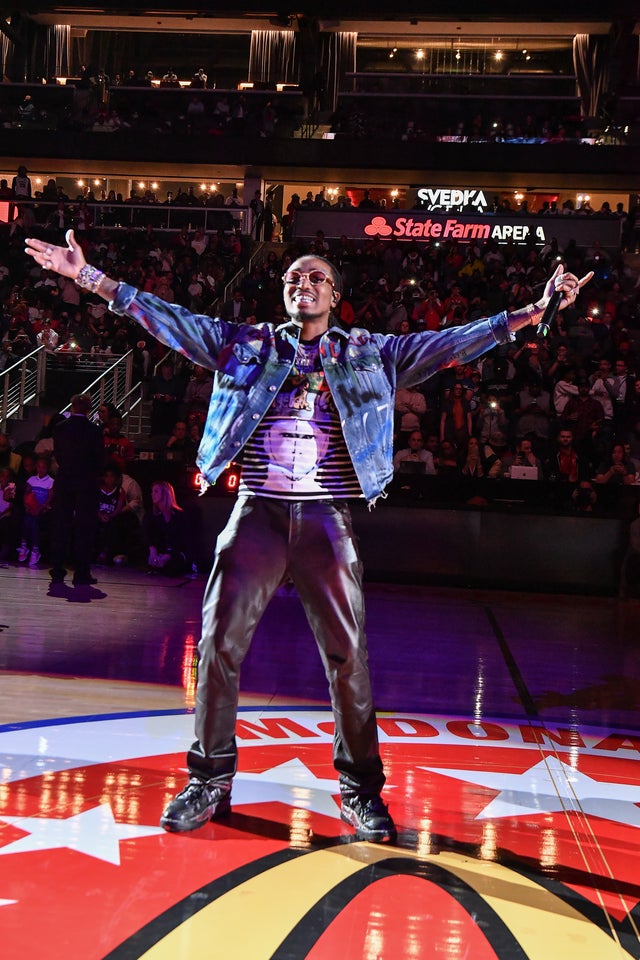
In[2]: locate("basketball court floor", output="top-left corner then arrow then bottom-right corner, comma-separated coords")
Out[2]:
1,563 -> 640,959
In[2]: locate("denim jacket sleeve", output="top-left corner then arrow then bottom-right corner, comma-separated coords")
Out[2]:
378,311 -> 515,389
109,283 -> 236,368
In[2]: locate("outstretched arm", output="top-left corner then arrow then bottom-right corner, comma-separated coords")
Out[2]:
386,262 -> 594,387
25,230 -> 120,301
25,230 -> 234,369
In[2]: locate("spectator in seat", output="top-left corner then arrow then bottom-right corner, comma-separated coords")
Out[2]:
12,165 -> 31,199
461,435 -> 503,479
562,379 -> 605,446
120,470 -> 144,526
220,288 -> 251,323
150,360 -> 183,436
161,67 -> 180,88
333,296 -> 355,329
96,464 -> 140,564
509,437 -> 544,479
182,364 -> 213,422
545,428 -> 585,483
17,455 -> 53,566
393,431 -> 435,475
435,440 -> 460,476
440,382 -> 473,454
394,384 -> 427,448
553,366 -> 579,418
385,290 -> 409,333
103,414 -> 135,466
165,420 -> 198,464
594,443 -> 636,485
477,394 -> 510,449
610,358 -> 630,424
144,480 -> 192,575
571,480 -> 598,513
589,358 -> 616,432
513,380 -> 552,456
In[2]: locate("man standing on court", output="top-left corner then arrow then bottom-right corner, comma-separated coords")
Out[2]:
25,229 -> 590,842
50,392 -> 104,585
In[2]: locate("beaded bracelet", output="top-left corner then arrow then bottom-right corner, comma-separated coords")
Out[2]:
75,263 -> 106,293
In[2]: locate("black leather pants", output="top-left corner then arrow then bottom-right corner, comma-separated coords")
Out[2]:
187,496 -> 385,797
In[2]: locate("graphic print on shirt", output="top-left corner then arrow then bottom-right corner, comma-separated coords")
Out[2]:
240,340 -> 361,499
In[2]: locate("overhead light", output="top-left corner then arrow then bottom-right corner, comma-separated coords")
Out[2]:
151,182 -> 159,190
494,50 -> 503,61
416,49 -> 425,60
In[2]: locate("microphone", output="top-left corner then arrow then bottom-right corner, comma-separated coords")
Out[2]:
536,289 -> 562,339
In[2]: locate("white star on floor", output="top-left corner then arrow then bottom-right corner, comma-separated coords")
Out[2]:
180,758 -> 343,820
422,756 -> 640,829
0,803 -> 165,865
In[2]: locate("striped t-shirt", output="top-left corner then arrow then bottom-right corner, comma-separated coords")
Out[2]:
238,338 -> 362,500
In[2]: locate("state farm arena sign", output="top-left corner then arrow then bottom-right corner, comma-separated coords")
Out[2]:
293,210 -> 621,249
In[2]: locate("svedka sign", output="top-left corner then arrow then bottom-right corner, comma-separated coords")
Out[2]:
416,187 -> 489,210
293,210 -> 621,249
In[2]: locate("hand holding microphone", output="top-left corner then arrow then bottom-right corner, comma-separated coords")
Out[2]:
536,289 -> 562,339
536,263 -> 594,339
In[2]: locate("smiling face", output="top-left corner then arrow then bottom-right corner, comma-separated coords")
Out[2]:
283,256 -> 340,333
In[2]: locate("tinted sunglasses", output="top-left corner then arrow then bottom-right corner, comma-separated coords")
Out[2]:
282,269 -> 335,288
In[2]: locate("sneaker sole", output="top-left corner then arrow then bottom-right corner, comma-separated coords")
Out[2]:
160,797 -> 232,833
340,808 -> 397,843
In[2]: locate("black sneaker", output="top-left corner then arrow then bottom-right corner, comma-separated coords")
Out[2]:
341,793 -> 396,843
160,778 -> 232,833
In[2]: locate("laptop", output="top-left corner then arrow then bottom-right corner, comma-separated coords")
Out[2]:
510,465 -> 539,480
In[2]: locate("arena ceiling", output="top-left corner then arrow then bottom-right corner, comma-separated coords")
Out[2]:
5,1 -> 636,34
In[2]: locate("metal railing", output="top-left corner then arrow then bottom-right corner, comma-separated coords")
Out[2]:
223,241 -> 267,302
0,346 -> 47,431
60,350 -> 133,420
119,381 -> 145,437
14,199 -> 249,235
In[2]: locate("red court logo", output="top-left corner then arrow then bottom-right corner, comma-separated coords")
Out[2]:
1,709 -> 639,959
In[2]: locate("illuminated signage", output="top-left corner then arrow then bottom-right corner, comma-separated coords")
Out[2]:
363,214 -> 545,244
293,210 -> 621,249
416,187 -> 489,210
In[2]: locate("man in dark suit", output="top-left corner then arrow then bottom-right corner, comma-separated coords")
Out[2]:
50,393 -> 105,585
219,288 -> 251,323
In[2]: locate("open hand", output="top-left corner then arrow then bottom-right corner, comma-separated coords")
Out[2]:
24,229 -> 86,280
